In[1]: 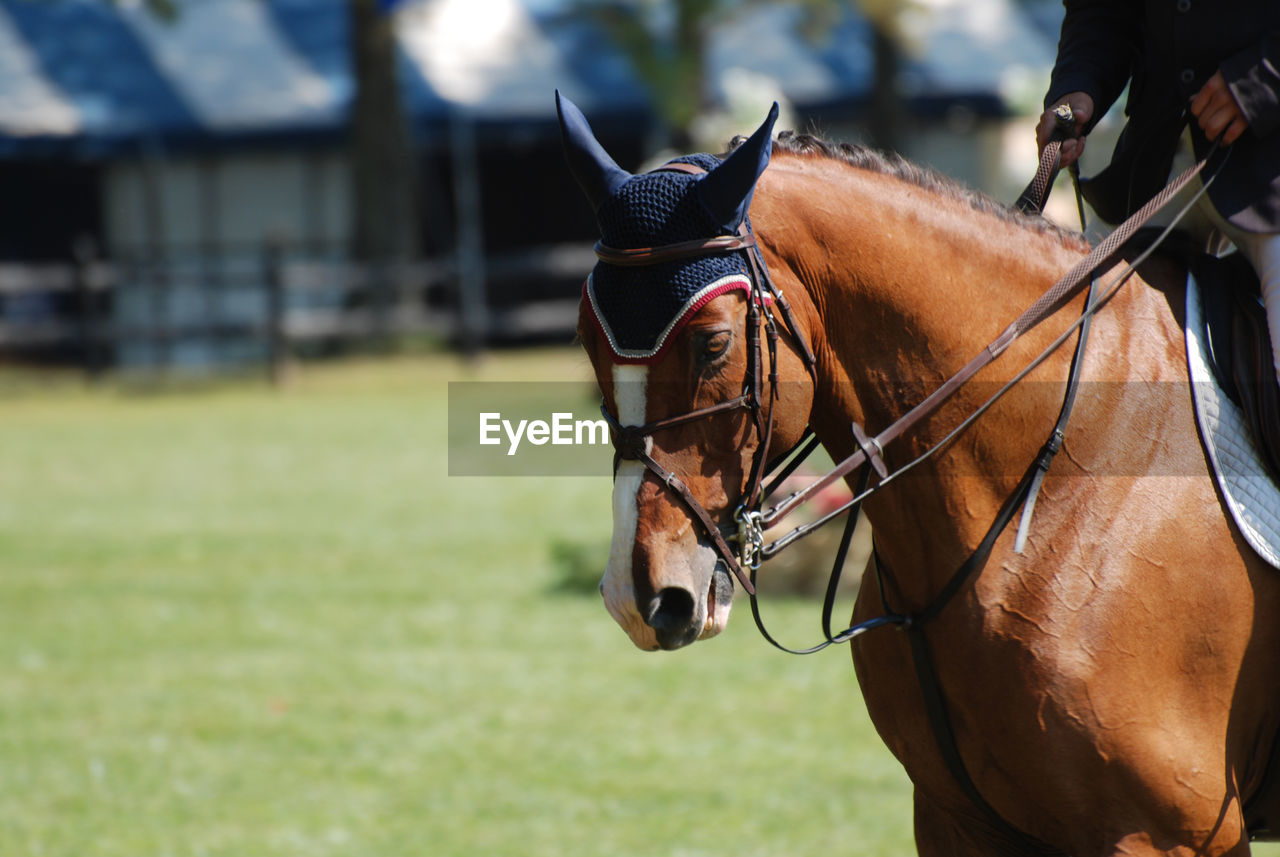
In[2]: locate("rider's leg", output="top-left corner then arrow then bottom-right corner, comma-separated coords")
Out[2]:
1198,202 -> 1280,384
1089,128 -> 1280,383
1233,230 -> 1280,383
1155,126 -> 1280,384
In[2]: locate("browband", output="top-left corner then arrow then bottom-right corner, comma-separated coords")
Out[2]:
593,233 -> 756,267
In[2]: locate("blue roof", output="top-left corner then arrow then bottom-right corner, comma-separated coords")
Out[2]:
0,0 -> 660,156
264,0 -> 355,106
3,0 -> 198,143
0,0 -> 1059,157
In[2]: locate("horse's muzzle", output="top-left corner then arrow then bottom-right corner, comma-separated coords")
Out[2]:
645,587 -> 701,650
643,560 -> 734,650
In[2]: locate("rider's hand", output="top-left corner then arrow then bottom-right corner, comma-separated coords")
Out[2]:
1037,92 -> 1094,167
1191,71 -> 1249,145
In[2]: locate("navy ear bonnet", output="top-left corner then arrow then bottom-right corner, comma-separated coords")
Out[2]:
586,155 -> 753,363
558,92 -> 777,364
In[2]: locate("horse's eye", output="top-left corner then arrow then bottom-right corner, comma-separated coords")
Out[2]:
696,331 -> 731,366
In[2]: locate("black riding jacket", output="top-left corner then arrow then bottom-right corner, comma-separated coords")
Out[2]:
1046,0 -> 1280,231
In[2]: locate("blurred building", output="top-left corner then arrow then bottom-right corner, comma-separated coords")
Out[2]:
0,0 -> 1063,368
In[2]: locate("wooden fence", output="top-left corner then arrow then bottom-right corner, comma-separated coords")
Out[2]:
0,241 -> 592,381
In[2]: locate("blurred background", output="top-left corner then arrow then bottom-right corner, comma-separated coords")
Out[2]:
0,2 -> 1152,856
0,0 -> 1084,371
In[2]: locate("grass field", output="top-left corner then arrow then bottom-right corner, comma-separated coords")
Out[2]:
0,349 -> 914,857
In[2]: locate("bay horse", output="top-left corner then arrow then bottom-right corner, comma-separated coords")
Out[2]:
559,92 -> 1280,855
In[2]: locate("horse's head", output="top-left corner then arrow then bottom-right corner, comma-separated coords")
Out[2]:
558,93 -> 814,651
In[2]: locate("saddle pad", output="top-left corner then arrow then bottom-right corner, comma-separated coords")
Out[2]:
1186,275 -> 1280,569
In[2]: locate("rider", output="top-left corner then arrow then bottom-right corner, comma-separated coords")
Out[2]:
1038,1 -> 1280,383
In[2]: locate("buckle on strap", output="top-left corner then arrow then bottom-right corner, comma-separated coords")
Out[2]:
734,505 -> 765,571
851,422 -> 888,480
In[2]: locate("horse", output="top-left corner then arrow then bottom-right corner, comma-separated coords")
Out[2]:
557,91 -> 1280,856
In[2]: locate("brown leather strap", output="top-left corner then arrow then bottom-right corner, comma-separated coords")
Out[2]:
1015,103 -> 1075,216
1004,150 -> 1211,348
851,422 -> 888,479
603,395 -> 749,445
652,161 -> 708,176
595,234 -> 756,267
601,394 -> 758,593
631,447 -> 756,594
1015,138 -> 1064,216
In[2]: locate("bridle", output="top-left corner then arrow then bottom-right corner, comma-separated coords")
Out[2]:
595,162 -> 818,597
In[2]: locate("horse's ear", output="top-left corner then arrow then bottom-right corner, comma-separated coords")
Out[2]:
697,102 -> 779,232
556,90 -> 631,213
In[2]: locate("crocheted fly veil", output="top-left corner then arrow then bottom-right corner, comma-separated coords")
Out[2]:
557,92 -> 778,363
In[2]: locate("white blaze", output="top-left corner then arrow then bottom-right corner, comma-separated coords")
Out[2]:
601,364 -> 657,648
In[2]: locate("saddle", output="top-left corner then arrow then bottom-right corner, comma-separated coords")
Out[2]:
1181,244 -> 1280,479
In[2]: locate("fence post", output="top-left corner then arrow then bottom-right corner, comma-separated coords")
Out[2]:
73,235 -> 104,381
370,257 -> 392,352
450,107 -> 487,355
263,234 -> 287,387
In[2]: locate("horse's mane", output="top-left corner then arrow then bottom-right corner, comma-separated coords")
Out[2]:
733,130 -> 1087,249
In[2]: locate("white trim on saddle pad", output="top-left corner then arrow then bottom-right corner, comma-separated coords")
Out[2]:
584,273 -> 753,364
1186,275 -> 1280,570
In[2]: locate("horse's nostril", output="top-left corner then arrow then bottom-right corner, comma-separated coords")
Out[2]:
646,587 -> 696,633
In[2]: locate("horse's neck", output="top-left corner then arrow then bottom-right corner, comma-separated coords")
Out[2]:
759,154 -> 1086,422
756,156 -> 1180,606
793,167 -> 1079,389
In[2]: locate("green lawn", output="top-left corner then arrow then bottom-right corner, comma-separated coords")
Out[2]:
0,350 -> 912,856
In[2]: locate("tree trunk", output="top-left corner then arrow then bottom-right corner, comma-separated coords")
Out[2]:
349,0 -> 418,262
868,17 -> 904,153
